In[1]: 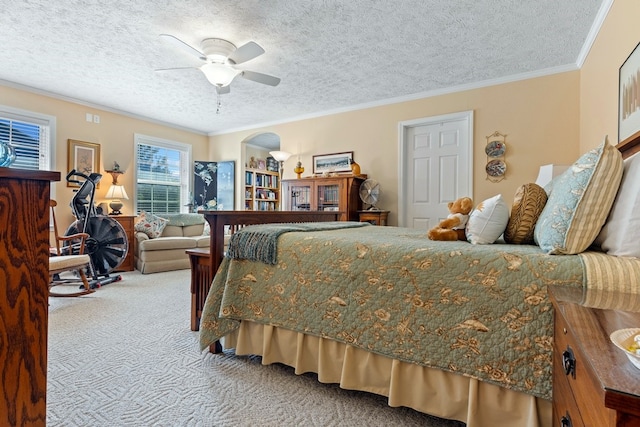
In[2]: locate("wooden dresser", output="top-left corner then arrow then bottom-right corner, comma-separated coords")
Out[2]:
0,168 -> 60,426
549,286 -> 640,426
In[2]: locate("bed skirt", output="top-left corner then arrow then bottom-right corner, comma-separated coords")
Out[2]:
222,321 -> 551,427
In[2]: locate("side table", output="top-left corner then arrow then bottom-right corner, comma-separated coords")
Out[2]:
110,215 -> 135,272
358,210 -> 389,226
549,286 -> 640,426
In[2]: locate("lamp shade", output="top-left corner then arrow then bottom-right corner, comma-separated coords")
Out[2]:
105,184 -> 129,200
201,63 -> 239,87
269,151 -> 292,162
535,164 -> 569,187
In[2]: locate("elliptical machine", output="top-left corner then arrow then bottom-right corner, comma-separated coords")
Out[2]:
65,169 -> 128,288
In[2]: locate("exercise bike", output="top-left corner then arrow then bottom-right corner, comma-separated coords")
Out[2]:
64,169 -> 128,288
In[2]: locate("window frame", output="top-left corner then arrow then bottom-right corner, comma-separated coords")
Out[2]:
134,133 -> 191,215
0,104 -> 56,199
0,104 -> 56,171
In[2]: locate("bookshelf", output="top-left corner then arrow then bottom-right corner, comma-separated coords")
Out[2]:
244,168 -> 279,211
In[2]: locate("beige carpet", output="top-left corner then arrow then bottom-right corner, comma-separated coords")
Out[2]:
47,269 -> 465,427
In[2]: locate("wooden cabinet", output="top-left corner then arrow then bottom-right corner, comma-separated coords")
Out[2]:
0,168 -> 60,427
244,168 -> 279,211
111,215 -> 135,271
282,175 -> 365,221
549,286 -> 640,426
358,210 -> 389,225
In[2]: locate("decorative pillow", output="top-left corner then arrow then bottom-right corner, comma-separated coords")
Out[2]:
202,220 -> 210,236
504,183 -> 548,244
593,151 -> 640,257
534,137 -> 623,254
466,194 -> 510,245
134,211 -> 169,239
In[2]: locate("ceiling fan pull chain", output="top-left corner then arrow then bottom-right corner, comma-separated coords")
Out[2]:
216,92 -> 222,114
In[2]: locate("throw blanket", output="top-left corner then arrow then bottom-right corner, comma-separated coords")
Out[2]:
227,221 -> 369,264
200,226 -> 588,400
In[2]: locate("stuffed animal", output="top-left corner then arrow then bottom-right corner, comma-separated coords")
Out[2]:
427,197 -> 473,241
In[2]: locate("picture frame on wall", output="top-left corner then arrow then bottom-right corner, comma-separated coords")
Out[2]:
193,160 -> 235,211
619,41 -> 640,144
67,139 -> 101,188
312,151 -> 354,174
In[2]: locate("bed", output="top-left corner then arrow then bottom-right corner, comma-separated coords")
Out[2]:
196,137 -> 640,427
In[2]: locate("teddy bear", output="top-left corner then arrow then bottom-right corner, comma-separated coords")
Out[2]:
427,197 -> 473,241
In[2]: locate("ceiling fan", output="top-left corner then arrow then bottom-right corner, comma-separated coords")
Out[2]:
157,34 -> 281,94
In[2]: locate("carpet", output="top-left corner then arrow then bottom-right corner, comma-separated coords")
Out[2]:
47,269 -> 465,427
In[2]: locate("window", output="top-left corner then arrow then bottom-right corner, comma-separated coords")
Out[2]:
0,105 -> 55,171
134,134 -> 191,215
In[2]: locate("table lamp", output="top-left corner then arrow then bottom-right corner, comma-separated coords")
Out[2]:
105,184 -> 129,215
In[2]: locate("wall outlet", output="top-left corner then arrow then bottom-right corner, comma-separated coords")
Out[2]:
93,115 -> 100,124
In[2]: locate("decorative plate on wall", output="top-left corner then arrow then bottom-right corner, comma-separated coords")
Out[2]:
485,131 -> 507,182
485,140 -> 506,158
486,159 -> 507,177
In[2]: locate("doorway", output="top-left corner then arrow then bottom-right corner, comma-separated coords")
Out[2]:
398,111 -> 473,228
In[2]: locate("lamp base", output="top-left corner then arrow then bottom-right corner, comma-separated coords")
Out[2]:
109,200 -> 123,215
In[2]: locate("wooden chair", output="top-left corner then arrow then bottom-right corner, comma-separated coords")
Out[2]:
49,200 -> 95,297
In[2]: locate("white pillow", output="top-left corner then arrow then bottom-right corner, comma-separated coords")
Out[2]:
466,194 -> 509,245
593,151 -> 640,257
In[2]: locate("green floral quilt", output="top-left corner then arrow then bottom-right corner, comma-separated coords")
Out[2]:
199,226 -> 584,400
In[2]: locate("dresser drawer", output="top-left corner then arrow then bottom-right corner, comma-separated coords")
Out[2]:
553,309 -> 611,426
552,353 -> 583,427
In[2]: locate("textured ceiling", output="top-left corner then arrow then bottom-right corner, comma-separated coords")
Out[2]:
0,0 -> 606,135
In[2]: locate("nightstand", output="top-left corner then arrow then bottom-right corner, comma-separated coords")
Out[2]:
110,215 -> 135,271
549,286 -> 640,426
358,210 -> 389,226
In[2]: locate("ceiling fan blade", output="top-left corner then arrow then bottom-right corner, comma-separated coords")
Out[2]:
215,85 -> 231,95
240,70 -> 281,87
160,34 -> 206,61
154,66 -> 198,72
228,41 -> 265,64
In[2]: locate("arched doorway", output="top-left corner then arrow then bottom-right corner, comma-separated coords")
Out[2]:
240,132 -> 282,210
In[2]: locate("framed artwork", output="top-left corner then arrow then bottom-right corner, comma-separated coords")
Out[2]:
619,41 -> 640,144
193,160 -> 235,211
313,151 -> 354,174
257,158 -> 266,170
67,139 -> 101,187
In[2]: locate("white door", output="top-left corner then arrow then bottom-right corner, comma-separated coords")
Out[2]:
398,111 -> 473,229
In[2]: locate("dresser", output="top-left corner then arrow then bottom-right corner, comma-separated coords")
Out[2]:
0,168 -> 60,426
549,286 -> 640,426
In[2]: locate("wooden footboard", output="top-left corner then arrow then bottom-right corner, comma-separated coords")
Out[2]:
190,211 -> 343,332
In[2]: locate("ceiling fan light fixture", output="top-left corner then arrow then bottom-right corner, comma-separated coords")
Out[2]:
201,63 -> 239,87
